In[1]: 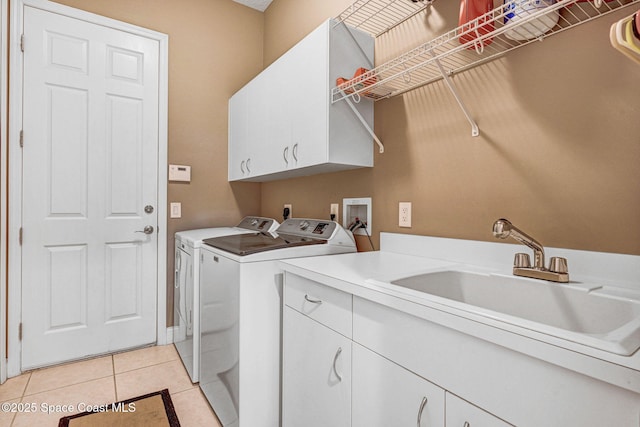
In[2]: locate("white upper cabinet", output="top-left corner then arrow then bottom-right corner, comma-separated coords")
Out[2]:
228,19 -> 374,182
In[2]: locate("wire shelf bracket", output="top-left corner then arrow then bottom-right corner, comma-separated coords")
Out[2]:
433,55 -> 480,137
342,91 -> 385,153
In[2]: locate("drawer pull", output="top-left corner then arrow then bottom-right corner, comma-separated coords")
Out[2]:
304,294 -> 323,304
332,347 -> 343,381
417,396 -> 428,427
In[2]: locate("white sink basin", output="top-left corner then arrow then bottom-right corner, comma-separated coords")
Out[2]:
389,271 -> 640,356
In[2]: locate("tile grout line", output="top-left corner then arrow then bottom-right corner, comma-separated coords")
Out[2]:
21,371 -> 115,399
9,372 -> 31,427
20,372 -> 33,400
114,357 -> 180,375
112,354 -> 119,402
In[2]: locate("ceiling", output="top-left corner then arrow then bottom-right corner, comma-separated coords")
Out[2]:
233,0 -> 273,12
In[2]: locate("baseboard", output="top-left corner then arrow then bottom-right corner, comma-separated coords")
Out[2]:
165,326 -> 177,344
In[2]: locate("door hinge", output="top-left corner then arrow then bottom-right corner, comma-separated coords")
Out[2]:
18,323 -> 22,341
19,227 -> 23,245
19,130 -> 23,147
20,34 -> 24,52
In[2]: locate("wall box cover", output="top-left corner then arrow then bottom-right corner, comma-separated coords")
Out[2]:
169,164 -> 191,182
343,197 -> 372,236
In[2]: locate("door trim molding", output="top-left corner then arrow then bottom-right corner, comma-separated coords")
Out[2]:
8,0 -> 168,376
1,0 -> 8,384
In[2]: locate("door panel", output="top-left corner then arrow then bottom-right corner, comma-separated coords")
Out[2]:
105,242 -> 141,321
106,95 -> 142,215
21,6 -> 160,369
47,244 -> 88,330
47,85 -> 88,217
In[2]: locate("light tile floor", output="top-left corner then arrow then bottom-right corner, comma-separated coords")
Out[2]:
0,345 -> 221,426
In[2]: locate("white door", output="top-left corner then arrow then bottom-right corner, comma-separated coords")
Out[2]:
21,5 -> 160,369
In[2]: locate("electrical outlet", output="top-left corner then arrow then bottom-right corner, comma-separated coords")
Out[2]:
330,203 -> 339,222
284,204 -> 292,219
399,202 -> 412,228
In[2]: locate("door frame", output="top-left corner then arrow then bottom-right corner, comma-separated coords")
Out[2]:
8,0 -> 168,377
1,0 -> 8,384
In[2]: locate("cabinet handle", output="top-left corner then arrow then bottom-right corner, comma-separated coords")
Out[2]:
246,158 -> 251,173
283,146 -> 289,165
417,396 -> 428,427
292,143 -> 298,161
304,294 -> 322,304
332,347 -> 343,381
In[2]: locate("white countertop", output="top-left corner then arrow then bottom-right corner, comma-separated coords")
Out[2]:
279,233 -> 640,394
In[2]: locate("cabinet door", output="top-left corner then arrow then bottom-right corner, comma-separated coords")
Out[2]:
228,87 -> 248,181
282,306 -> 351,427
352,343 -> 445,427
289,21 -> 328,169
259,56 -> 292,174
446,393 -> 512,427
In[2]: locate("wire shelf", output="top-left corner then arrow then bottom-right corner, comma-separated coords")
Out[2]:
332,0 -> 640,104
334,0 -> 434,37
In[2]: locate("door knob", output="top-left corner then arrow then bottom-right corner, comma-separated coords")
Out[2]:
135,226 -> 154,234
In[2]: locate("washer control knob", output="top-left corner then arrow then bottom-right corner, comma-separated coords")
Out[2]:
300,220 -> 310,230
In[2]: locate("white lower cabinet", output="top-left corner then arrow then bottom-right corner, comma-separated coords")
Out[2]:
282,306 -> 352,427
352,343 -> 445,427
282,272 -> 511,427
282,272 -> 640,426
446,393 -> 512,427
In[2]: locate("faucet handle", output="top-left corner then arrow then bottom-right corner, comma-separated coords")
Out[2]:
513,253 -> 531,268
548,257 -> 568,274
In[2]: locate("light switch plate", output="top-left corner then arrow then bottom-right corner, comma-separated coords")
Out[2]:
170,202 -> 182,218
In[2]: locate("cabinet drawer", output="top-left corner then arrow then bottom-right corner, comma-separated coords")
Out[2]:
446,393 -> 512,427
284,273 -> 352,338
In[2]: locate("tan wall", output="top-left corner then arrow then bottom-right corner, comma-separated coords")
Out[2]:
42,0 -> 640,327
52,0 -> 265,324
262,0 -> 640,255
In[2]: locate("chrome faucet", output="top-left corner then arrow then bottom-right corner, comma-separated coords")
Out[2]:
492,218 -> 569,283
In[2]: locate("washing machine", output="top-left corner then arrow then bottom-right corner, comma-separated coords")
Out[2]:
198,218 -> 357,427
173,216 -> 279,383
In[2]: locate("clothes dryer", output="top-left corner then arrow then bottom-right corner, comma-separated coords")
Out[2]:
173,217 -> 278,383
